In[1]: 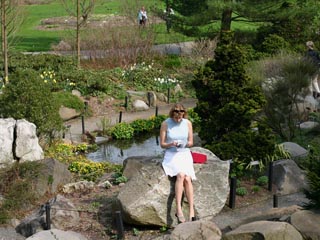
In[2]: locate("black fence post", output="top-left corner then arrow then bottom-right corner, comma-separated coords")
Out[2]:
119,111 -> 122,123
81,115 -> 85,134
45,202 -> 51,230
81,101 -> 88,134
229,159 -> 233,176
147,92 -> 151,107
273,194 -> 278,208
229,177 -> 237,209
124,96 -> 128,110
167,88 -> 170,104
268,161 -> 274,192
115,211 -> 124,239
155,106 -> 158,117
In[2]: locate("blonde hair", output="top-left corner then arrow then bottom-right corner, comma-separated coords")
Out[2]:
169,103 -> 188,118
306,41 -> 314,49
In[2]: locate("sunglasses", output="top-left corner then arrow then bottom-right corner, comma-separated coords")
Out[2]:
173,109 -> 185,113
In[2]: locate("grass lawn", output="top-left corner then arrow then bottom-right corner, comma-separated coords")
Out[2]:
12,0 -> 259,52
14,1 -> 68,51
13,0 -> 167,51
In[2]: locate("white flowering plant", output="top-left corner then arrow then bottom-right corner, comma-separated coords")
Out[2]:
153,76 -> 180,92
121,62 -> 180,93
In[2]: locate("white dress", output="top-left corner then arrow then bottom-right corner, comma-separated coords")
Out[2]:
162,118 -> 196,180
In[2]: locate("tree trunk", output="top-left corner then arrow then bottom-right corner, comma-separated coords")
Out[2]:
1,0 -> 8,84
221,8 -> 232,31
76,0 -> 80,69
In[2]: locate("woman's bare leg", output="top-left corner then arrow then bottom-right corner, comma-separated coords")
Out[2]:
184,176 -> 194,220
175,173 -> 185,221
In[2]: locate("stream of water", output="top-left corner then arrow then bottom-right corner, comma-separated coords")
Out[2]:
86,132 -> 164,164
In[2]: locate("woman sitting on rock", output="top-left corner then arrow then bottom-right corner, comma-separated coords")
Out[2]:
159,103 -> 196,223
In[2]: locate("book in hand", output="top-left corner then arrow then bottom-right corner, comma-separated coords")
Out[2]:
176,140 -> 187,148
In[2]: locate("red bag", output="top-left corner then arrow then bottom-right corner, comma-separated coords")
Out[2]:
191,151 -> 207,164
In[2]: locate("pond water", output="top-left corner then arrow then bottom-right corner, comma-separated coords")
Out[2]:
86,132 -> 165,164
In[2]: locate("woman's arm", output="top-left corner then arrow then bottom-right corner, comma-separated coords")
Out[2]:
160,121 -> 176,149
187,119 -> 193,147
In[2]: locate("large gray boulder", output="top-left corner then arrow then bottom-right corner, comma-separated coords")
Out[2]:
290,210 -> 320,240
49,194 -> 80,230
16,119 -> 43,162
223,220 -> 303,240
35,158 -> 73,196
16,195 -> 79,237
0,118 -> 16,166
59,106 -> 81,121
0,227 -> 25,240
281,142 -> 308,159
25,229 -> 88,240
171,220 -> 221,240
0,118 -> 44,167
273,159 -> 309,195
116,147 -> 230,227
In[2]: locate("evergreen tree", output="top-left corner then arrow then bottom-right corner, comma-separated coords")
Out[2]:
192,31 -> 275,167
159,0 -> 320,42
303,145 -> 320,209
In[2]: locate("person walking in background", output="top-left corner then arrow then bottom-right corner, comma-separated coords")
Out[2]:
138,6 -> 147,26
164,5 -> 174,33
160,103 -> 196,223
306,41 -> 320,99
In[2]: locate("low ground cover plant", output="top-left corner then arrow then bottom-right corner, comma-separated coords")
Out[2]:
45,141 -> 122,182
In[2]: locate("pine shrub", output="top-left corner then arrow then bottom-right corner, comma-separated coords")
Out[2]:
192,31 -> 275,168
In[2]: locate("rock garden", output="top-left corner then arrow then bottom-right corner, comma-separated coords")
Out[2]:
0,2 -> 320,239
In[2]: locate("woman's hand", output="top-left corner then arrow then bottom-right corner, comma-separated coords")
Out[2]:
172,141 -> 178,147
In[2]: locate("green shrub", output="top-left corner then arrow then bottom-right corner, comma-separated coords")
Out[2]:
236,187 -> 248,196
6,53 -> 75,73
251,185 -> 261,193
163,55 -> 182,68
111,122 -> 134,139
236,179 -> 241,187
256,176 -> 268,186
0,69 -> 63,140
150,115 -> 167,129
114,175 -> 128,184
52,91 -> 85,113
130,119 -> 154,134
260,34 -> 290,55
111,170 -> 128,184
229,158 -> 247,178
187,108 -> 201,130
